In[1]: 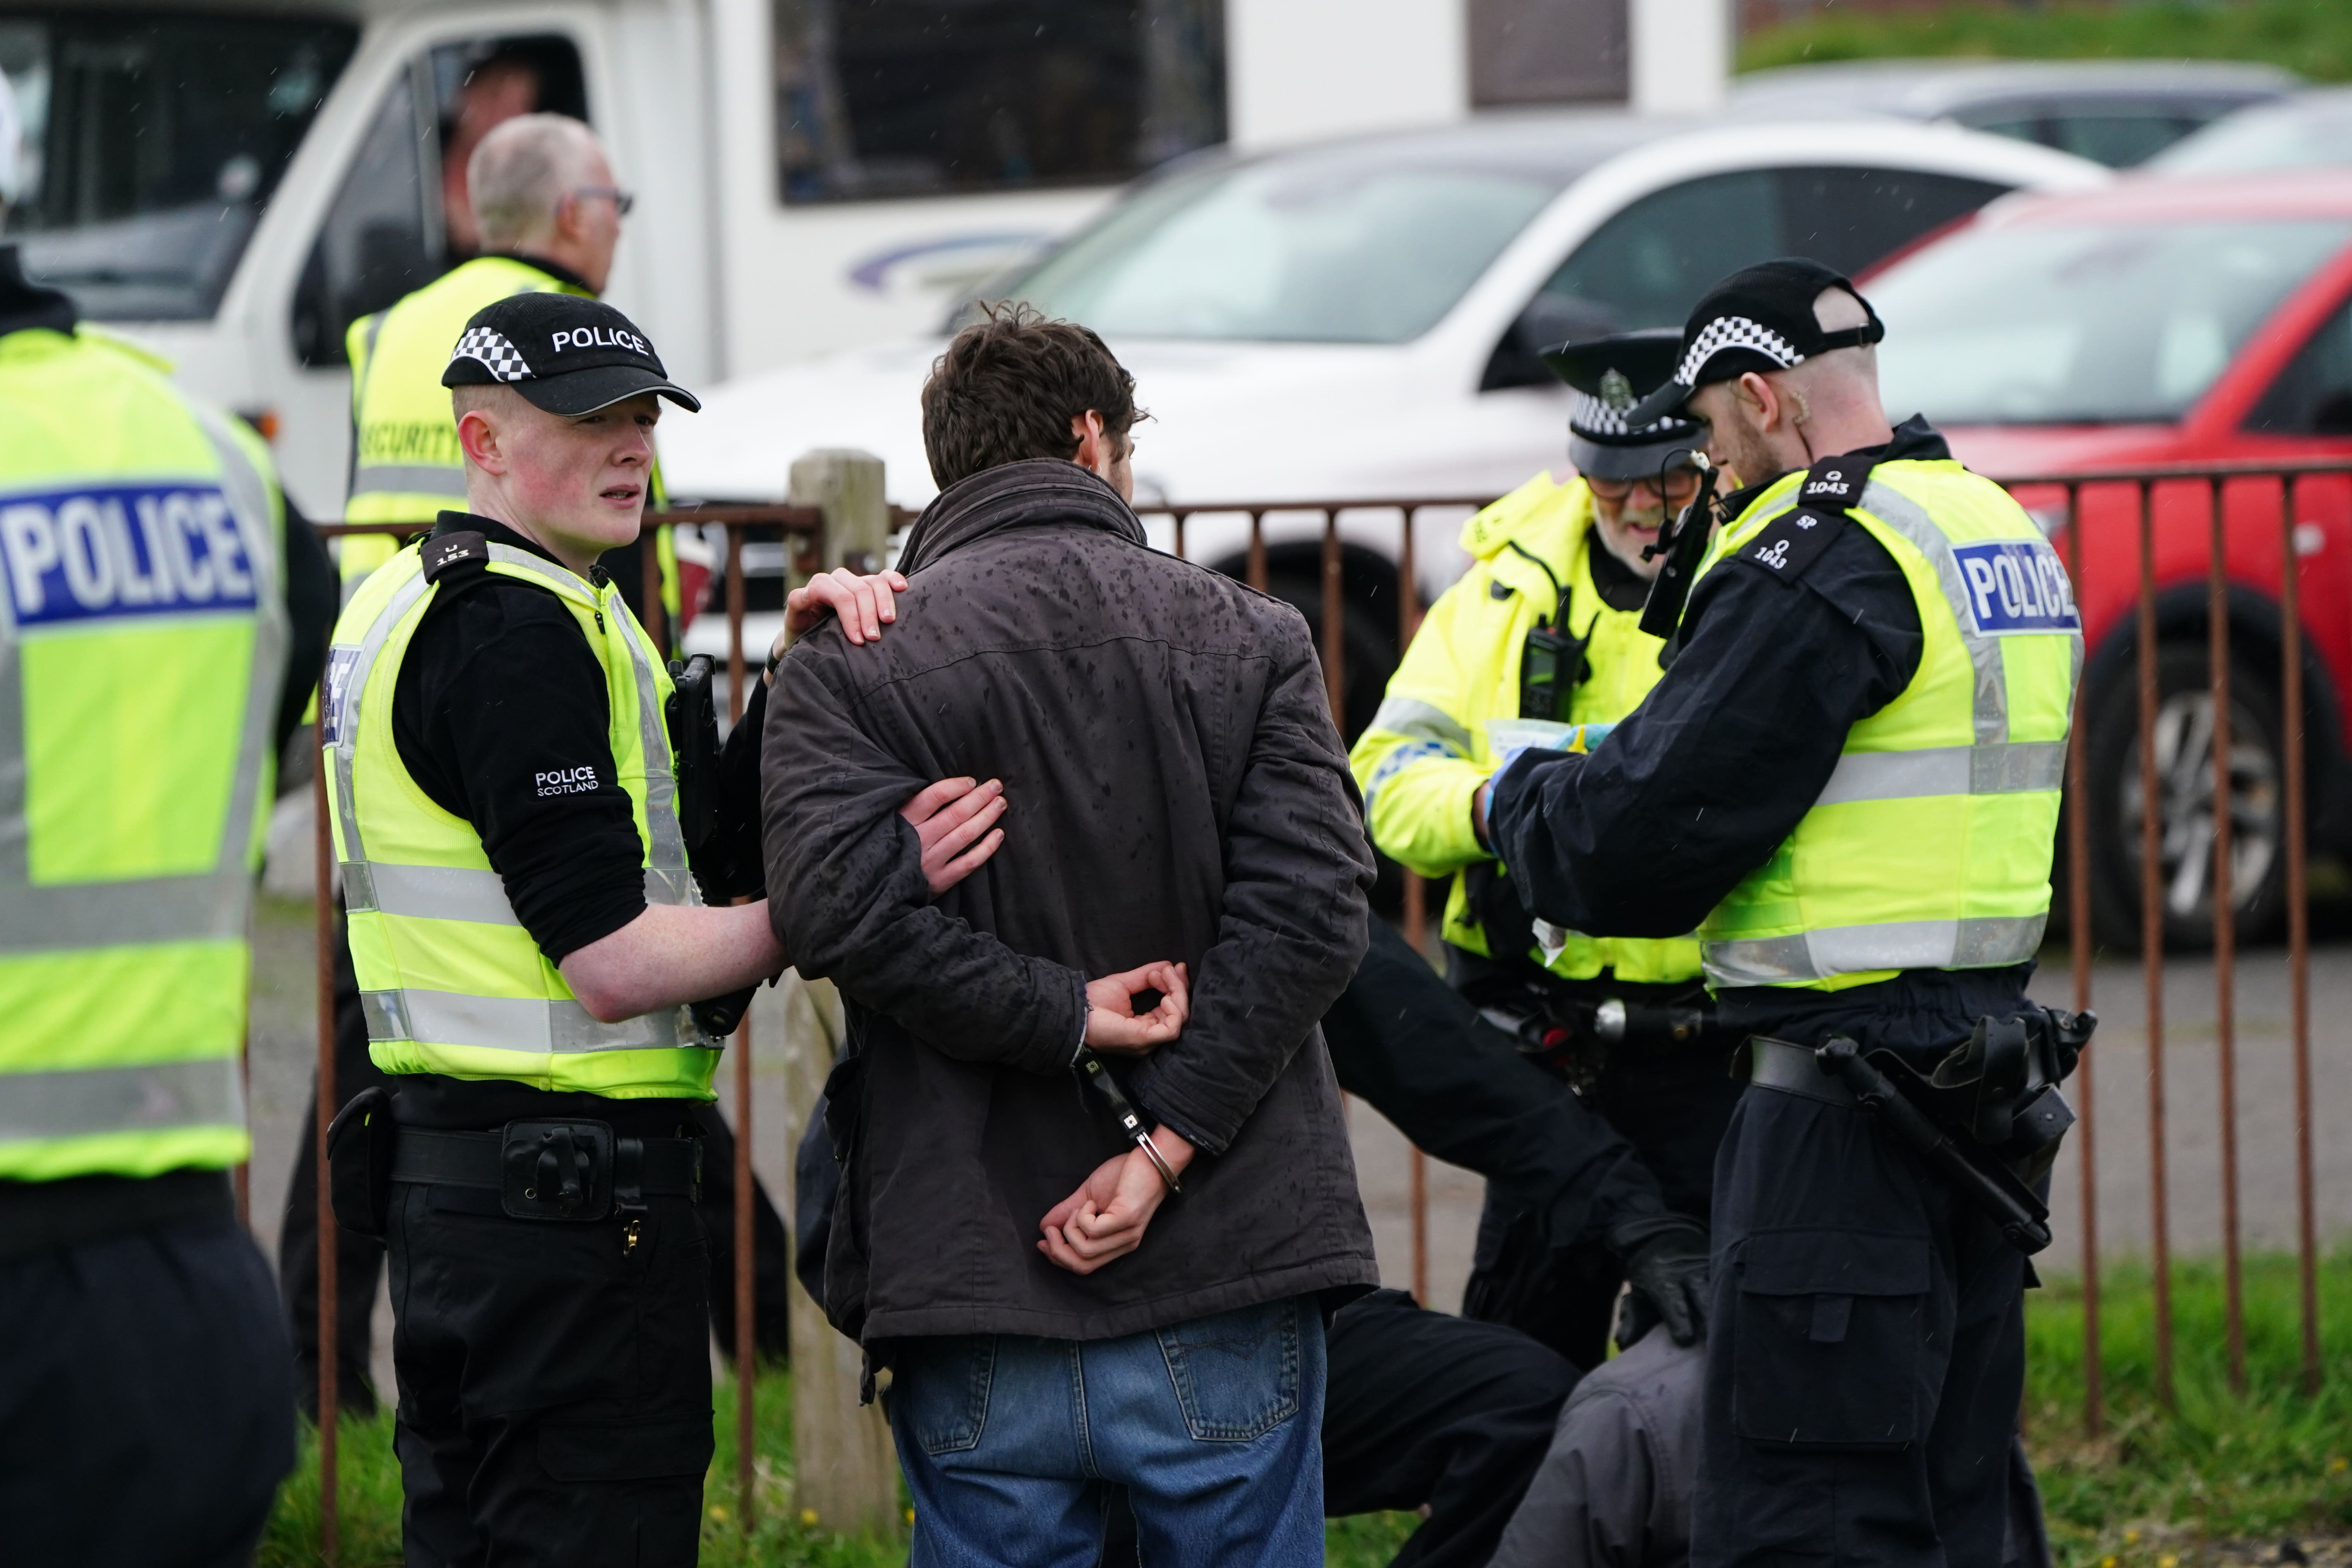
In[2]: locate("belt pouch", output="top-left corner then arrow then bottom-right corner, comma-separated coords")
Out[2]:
325,1086 -> 395,1238
501,1119 -> 615,1221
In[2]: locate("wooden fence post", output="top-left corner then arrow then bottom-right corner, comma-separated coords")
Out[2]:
781,449 -> 901,1539
789,449 -> 891,574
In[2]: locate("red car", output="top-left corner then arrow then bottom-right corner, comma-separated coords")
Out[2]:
1863,172 -> 2352,945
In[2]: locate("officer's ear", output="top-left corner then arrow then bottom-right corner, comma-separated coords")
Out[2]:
453,385 -> 512,477
1732,371 -> 1787,435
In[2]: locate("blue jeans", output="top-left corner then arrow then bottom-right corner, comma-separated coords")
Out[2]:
887,1296 -> 1327,1568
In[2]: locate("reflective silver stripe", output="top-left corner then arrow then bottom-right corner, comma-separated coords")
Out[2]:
1814,741 -> 2068,806
613,583 -> 693,889
366,862 -> 519,925
1367,696 -> 1475,758
351,464 -> 466,499
1703,913 -> 2048,987
361,989 -> 411,1044
645,864 -> 696,906
0,1057 -> 244,1142
327,567 -> 435,877
366,987 -> 702,1054
0,406 -> 287,954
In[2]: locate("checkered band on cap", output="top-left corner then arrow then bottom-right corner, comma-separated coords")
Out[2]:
1569,388 -> 1633,437
1673,314 -> 1804,387
451,326 -> 532,384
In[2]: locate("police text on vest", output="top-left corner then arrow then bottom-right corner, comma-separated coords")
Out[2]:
0,483 -> 257,627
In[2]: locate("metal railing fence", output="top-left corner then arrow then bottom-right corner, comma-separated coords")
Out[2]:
289,462 -> 2350,1549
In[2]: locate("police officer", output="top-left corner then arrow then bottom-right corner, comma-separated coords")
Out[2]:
322,293 -> 792,1561
1350,330 -> 1730,1368
287,108 -> 788,1409
1486,260 -> 2080,1565
0,82 -> 334,1558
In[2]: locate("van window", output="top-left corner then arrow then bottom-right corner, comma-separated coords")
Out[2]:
2247,295 -> 2352,437
0,12 -> 357,321
1535,165 -> 2010,335
773,0 -> 1225,203
292,36 -> 588,368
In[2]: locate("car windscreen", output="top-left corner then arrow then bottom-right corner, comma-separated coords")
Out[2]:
1002,152 -> 1568,344
0,12 -> 357,321
2151,93 -> 2352,174
1872,215 -> 2352,425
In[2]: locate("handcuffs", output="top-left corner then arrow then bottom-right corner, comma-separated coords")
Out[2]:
1077,1049 -> 1183,1193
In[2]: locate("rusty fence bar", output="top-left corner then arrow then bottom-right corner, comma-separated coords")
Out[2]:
2209,478 -> 2247,1395
2141,481 -> 2175,1405
2061,482 -> 2103,1436
2285,481 -> 2322,1397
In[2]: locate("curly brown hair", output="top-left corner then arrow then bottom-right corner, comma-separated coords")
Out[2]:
920,302 -> 1140,489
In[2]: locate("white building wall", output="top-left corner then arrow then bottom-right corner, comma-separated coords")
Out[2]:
1630,0 -> 1733,115
1228,0 -> 1470,151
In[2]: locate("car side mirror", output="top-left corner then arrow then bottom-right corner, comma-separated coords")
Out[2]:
1481,293 -> 1623,393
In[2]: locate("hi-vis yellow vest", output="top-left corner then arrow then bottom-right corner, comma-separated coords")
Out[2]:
1349,473 -> 1698,985
324,538 -> 719,1097
1692,459 -> 2080,992
339,258 -> 686,637
0,326 -> 287,1180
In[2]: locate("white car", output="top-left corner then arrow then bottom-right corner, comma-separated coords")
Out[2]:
666,114 -> 2107,727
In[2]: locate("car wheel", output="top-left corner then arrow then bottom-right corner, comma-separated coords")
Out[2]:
2084,641 -> 2285,950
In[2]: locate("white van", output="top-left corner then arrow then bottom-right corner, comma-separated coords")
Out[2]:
0,0 -> 1244,517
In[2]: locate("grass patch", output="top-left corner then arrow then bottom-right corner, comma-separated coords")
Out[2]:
1738,0 -> 2352,84
257,1256 -> 2347,1565
2026,1251 -> 2352,1564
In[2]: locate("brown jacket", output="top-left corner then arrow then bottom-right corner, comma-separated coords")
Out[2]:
762,459 -> 1379,1343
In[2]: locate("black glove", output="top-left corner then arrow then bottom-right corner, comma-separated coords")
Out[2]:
1610,1214 -> 1711,1350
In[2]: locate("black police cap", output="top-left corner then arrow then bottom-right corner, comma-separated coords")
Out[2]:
441,293 -> 701,417
1542,327 -> 1708,481
1627,258 -> 1885,426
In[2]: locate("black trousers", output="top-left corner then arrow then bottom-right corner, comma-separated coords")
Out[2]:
284,923 -> 797,1415
0,1210 -> 297,1568
1324,1290 -> 1580,1568
1101,1290 -> 1577,1568
1462,1034 -> 1745,1369
1691,1085 -> 2030,1568
387,1180 -> 715,1568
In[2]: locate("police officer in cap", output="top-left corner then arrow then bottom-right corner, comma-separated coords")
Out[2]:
1350,329 -> 1731,1368
1485,259 -> 2082,1564
320,291 -> 922,1561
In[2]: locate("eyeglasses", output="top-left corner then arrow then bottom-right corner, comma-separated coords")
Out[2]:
571,186 -> 636,217
1586,468 -> 1702,504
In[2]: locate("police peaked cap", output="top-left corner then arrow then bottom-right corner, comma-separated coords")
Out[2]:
442,292 -> 701,416
1628,257 -> 1884,426
1542,328 -> 1709,482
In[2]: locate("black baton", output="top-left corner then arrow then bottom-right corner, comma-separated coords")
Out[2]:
1815,1036 -> 2053,1254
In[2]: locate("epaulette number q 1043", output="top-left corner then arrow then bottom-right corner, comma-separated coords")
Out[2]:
1733,455 -> 1872,586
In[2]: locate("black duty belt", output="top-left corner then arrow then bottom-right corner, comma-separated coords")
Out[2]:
1744,1033 -> 2056,1254
391,1121 -> 702,1222
1747,1035 -> 1857,1107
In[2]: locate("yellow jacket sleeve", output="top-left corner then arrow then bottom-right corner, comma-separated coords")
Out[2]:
1348,572 -> 1497,880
